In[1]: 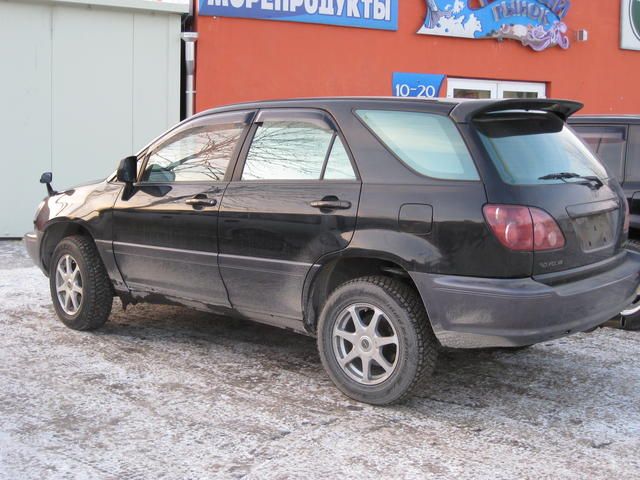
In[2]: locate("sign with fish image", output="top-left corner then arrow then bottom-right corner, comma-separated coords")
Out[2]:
621,0 -> 640,50
418,0 -> 571,51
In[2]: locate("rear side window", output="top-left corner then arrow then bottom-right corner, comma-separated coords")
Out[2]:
474,113 -> 608,185
242,120 -> 356,181
572,125 -> 627,182
356,110 -> 479,181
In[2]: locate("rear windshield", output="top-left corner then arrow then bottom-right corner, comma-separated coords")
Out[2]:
356,110 -> 480,181
473,112 -> 608,185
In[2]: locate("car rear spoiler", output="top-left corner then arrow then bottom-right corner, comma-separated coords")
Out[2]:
449,99 -> 584,123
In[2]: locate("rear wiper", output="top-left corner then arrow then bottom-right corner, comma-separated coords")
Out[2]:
538,172 -> 603,189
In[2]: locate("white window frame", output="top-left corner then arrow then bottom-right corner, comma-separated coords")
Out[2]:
446,78 -> 497,99
498,81 -> 547,99
446,78 -> 546,99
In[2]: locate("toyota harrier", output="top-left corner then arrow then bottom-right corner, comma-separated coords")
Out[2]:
24,98 -> 640,404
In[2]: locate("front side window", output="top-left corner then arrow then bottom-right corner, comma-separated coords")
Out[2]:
142,123 -> 244,183
242,120 -> 356,181
572,125 -> 627,182
356,110 -> 479,181
474,112 -> 608,185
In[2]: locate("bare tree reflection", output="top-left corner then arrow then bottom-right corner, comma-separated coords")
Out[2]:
242,122 -> 334,180
145,124 -> 244,182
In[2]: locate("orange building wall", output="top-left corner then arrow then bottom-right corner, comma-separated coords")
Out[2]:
195,1 -> 639,114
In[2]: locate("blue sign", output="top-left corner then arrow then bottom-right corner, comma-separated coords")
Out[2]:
392,72 -> 446,98
199,0 -> 398,31
418,0 -> 571,51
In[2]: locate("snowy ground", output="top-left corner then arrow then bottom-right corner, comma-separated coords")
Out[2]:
0,240 -> 639,479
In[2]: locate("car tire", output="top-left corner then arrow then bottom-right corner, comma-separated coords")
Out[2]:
619,311 -> 640,331
495,345 -> 532,351
317,276 -> 438,405
49,235 -> 113,331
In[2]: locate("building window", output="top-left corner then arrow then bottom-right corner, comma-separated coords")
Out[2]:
447,78 -> 546,100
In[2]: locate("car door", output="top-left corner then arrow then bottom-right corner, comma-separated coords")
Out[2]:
571,124 -> 628,184
572,123 -> 640,228
112,110 -> 255,306
218,108 -> 362,326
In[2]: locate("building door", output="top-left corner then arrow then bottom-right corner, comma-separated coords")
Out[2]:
447,78 -> 546,100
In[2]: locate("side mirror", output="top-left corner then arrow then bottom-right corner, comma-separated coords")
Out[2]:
40,172 -> 52,184
39,171 -> 56,196
117,156 -> 137,184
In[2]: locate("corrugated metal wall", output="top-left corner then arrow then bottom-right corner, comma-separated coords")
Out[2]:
0,0 -> 185,237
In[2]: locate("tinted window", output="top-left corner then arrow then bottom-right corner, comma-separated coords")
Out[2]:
572,125 -> 627,182
356,110 -> 479,181
324,138 -> 356,180
626,125 -> 640,182
142,123 -> 244,183
474,113 -> 608,185
242,121 -> 334,180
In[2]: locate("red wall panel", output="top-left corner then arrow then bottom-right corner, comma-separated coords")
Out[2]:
195,1 -> 640,114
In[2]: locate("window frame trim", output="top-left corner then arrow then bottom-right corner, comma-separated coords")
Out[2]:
231,108 -> 361,183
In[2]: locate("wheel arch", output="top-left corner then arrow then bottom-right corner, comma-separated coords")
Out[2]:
40,219 -> 95,275
302,250 -> 425,334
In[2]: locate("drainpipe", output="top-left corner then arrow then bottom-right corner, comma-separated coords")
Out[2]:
181,32 -> 198,118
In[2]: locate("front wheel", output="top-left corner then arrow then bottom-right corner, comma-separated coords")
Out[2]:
317,276 -> 438,405
49,236 -> 113,331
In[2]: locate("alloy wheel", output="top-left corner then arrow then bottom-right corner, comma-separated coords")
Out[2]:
55,254 -> 83,315
332,303 -> 399,386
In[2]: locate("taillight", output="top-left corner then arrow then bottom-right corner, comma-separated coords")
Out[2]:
483,204 -> 565,252
623,199 -> 630,234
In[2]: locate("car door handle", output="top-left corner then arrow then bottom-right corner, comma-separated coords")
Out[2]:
310,199 -> 352,210
186,198 -> 217,207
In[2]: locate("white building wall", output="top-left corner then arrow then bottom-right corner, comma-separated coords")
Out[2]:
0,0 -> 187,237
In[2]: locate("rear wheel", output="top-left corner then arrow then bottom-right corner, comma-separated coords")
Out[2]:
49,236 -> 113,331
317,276 -> 438,405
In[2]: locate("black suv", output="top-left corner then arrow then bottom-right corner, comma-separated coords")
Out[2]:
25,98 -> 640,405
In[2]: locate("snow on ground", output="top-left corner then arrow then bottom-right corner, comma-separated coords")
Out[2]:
0,240 -> 639,479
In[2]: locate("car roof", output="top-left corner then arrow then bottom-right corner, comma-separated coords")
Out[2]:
192,97 -> 583,123
569,115 -> 640,125
192,97 -> 458,117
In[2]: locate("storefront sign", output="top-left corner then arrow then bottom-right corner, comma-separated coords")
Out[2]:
199,0 -> 398,31
392,72 -> 446,98
621,0 -> 640,50
418,0 -> 571,51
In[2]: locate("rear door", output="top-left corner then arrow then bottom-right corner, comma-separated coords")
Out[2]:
573,123 -> 640,231
570,124 -> 628,185
471,112 -> 628,276
218,108 -> 361,323
112,110 -> 254,305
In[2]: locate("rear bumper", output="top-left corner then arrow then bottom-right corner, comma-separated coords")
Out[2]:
410,250 -> 640,348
